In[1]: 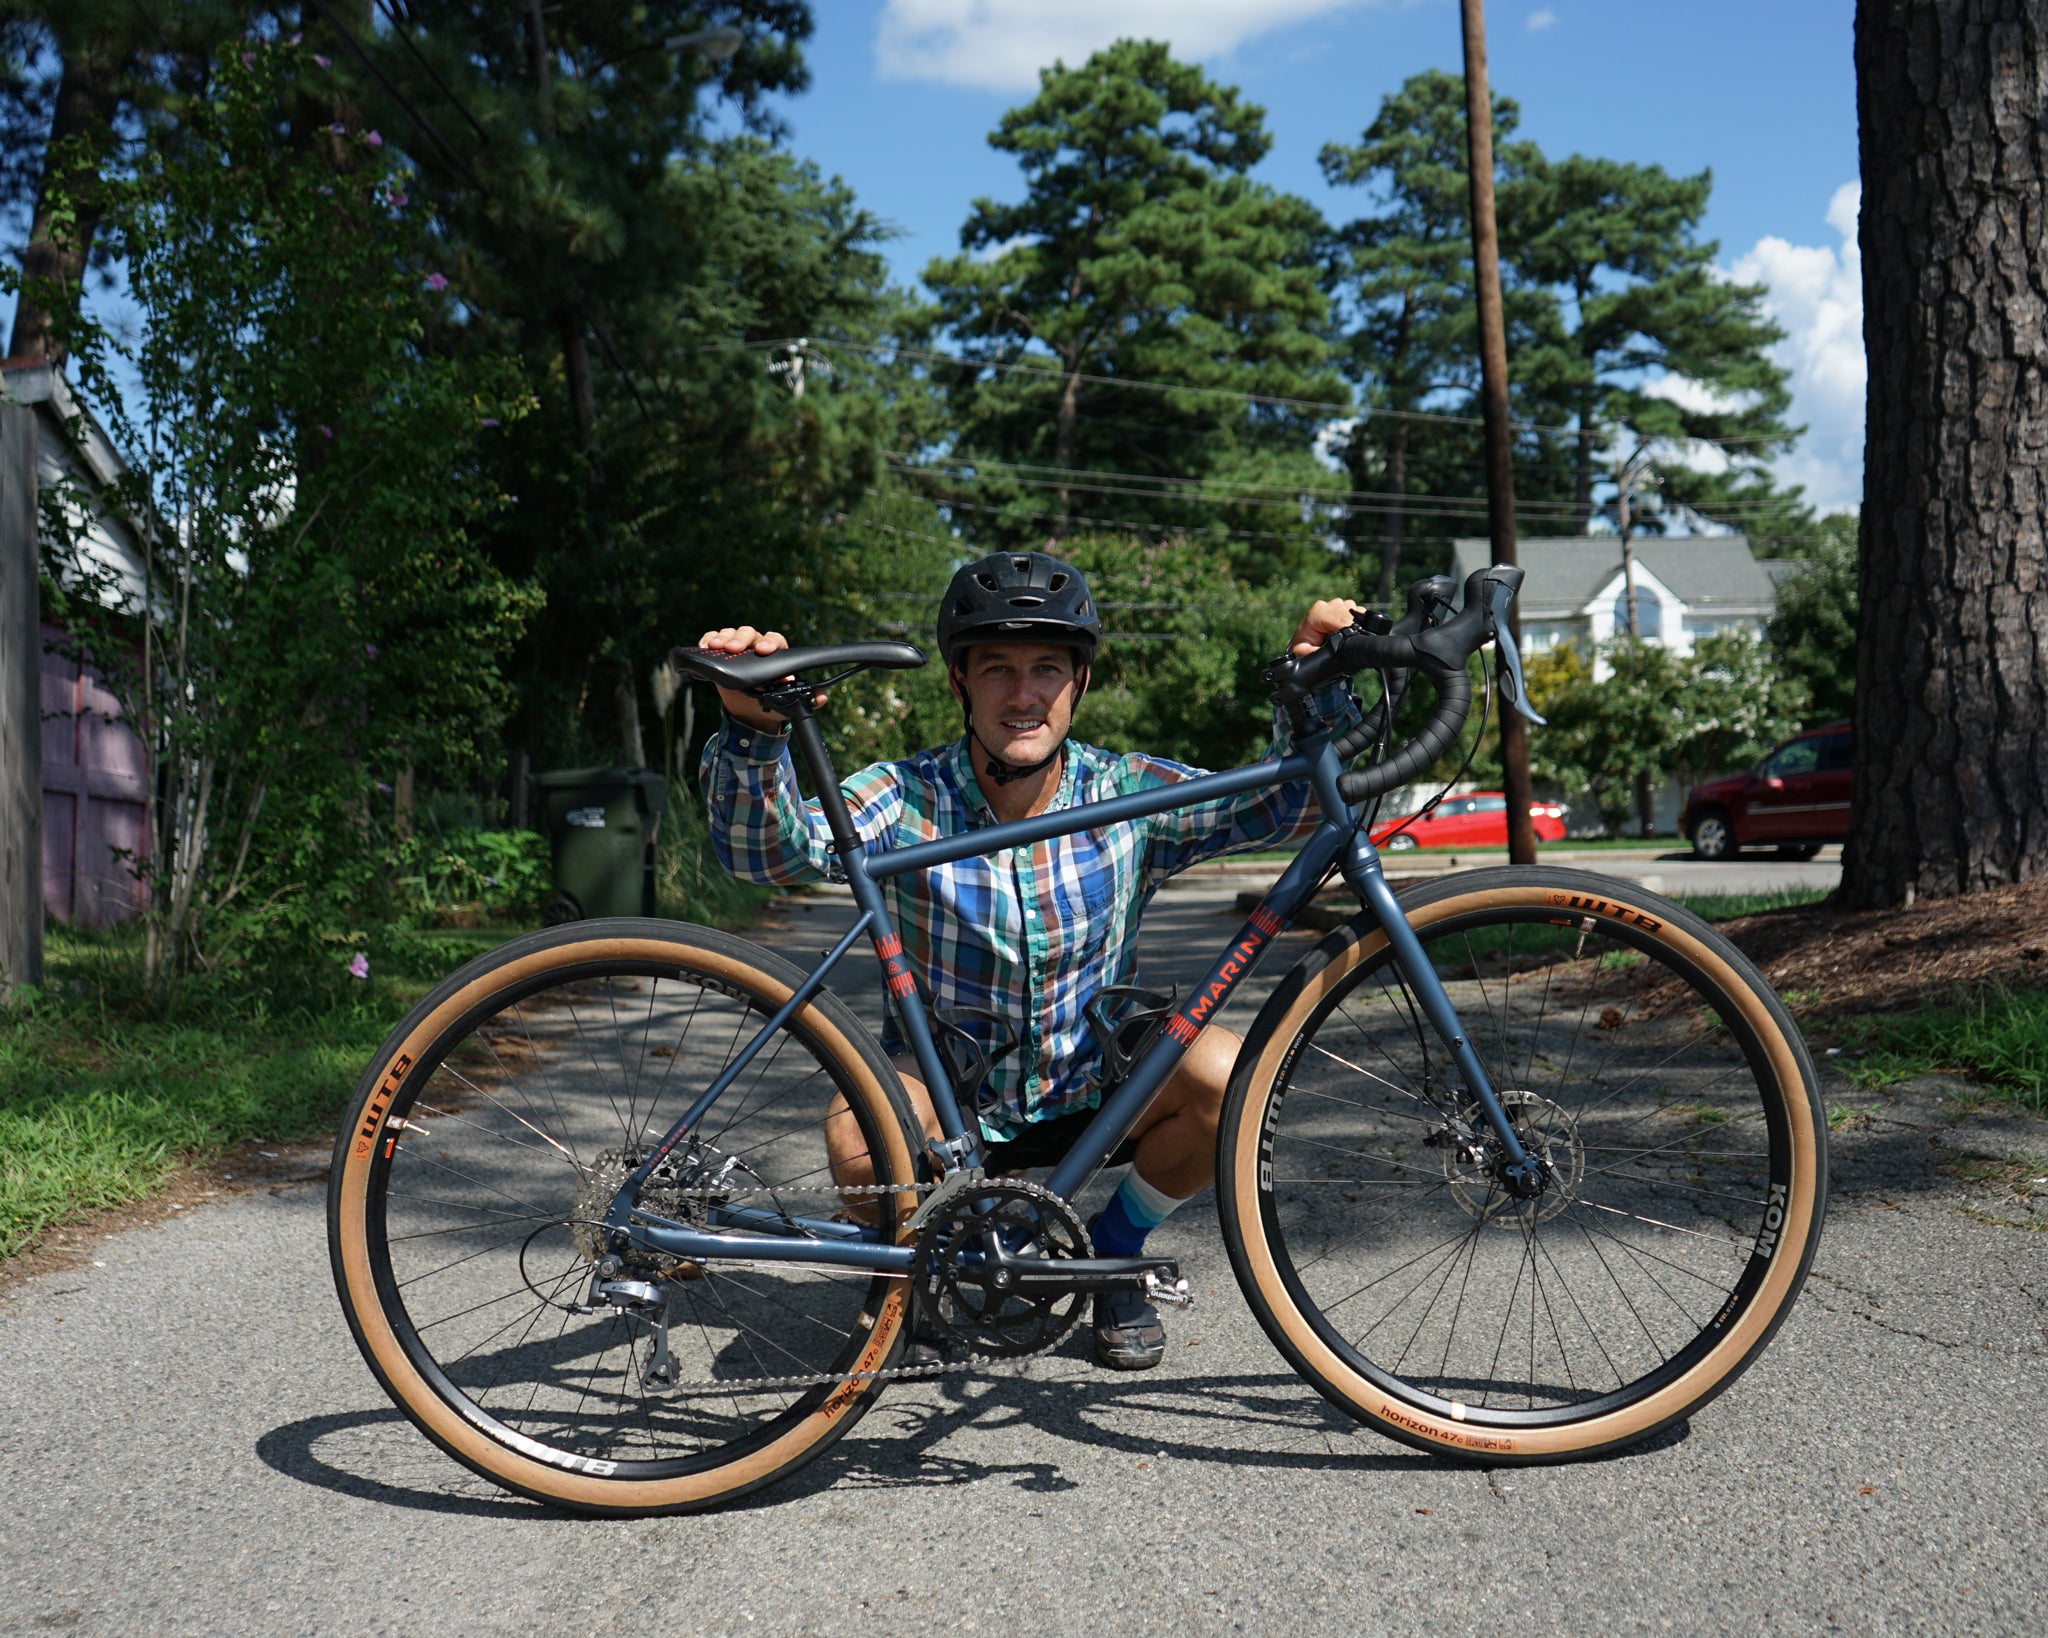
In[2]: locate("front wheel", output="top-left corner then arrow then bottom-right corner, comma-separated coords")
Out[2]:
328,918 -> 922,1515
1217,867 -> 1826,1464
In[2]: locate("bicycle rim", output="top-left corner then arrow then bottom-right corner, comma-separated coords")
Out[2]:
329,922 -> 918,1513
1222,872 -> 1824,1460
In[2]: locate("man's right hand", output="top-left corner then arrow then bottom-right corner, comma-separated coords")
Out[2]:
697,625 -> 807,730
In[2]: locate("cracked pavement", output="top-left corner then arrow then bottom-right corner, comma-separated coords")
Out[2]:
1,881 -> 2043,1636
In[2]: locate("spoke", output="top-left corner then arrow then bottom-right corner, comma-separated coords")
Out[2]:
396,1148 -> 562,1222
395,1223 -> 563,1291
1306,1041 -> 1446,1116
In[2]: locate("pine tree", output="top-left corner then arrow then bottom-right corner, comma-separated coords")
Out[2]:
1505,153 -> 1799,533
919,39 -> 1343,580
1319,69 -> 1552,600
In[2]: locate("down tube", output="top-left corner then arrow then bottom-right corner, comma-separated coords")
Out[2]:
1041,817 -> 1354,1200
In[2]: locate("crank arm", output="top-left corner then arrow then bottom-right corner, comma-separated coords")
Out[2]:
982,1248 -> 1183,1295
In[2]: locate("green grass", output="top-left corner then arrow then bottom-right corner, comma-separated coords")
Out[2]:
1832,985 -> 2048,1111
1,816 -> 782,1263
0,924 -> 515,1261
1670,887 -> 1834,922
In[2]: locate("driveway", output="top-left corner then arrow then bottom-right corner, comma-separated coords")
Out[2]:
0,880 -> 2041,1637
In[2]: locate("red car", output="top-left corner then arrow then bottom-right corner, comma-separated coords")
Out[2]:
1371,792 -> 1568,852
1681,722 -> 1851,861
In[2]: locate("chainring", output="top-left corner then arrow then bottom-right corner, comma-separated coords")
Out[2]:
910,1179 -> 1091,1359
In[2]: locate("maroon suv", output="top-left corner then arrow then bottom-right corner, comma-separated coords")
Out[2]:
1682,722 -> 1852,861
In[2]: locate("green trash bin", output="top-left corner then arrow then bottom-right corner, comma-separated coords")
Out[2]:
532,766 -> 668,923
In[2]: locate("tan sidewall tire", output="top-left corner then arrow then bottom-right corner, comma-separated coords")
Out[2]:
328,921 -> 920,1515
1219,870 -> 1825,1464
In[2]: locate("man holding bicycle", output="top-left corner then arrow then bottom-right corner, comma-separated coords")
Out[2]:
698,550 -> 1360,1369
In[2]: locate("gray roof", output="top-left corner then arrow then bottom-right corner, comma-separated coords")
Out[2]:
1451,536 -> 1779,620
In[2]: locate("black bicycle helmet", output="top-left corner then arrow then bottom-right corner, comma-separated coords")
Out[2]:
936,550 -> 1102,667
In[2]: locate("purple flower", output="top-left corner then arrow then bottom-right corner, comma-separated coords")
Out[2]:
241,51 -> 256,67
348,953 -> 370,980
366,130 -> 383,148
317,424 -> 334,440
314,53 -> 331,68
364,642 -> 378,659
480,417 -> 501,428
424,272 -> 448,292
329,122 -> 347,136
289,33 -> 302,45
388,190 -> 409,209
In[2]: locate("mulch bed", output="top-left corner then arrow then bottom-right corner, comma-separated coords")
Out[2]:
1717,877 -> 2048,1019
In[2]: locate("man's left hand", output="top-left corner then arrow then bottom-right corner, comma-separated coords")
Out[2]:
1289,598 -> 1367,656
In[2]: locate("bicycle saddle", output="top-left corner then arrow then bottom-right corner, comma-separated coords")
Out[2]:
668,640 -> 927,691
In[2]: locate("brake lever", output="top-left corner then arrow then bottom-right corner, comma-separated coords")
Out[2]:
1483,579 -> 1547,725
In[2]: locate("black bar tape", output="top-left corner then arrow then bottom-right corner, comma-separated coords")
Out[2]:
1336,660 -> 1472,804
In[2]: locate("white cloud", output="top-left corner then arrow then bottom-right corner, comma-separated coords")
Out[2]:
1526,8 -> 1559,30
1730,181 -> 1865,512
876,0 -> 1373,93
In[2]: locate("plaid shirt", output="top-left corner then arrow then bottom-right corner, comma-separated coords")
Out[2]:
700,685 -> 1355,1140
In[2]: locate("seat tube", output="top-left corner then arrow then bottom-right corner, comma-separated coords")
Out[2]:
784,710 -> 971,1150
1338,831 -> 1533,1173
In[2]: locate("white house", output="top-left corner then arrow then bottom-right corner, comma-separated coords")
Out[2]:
1451,536 -> 1791,671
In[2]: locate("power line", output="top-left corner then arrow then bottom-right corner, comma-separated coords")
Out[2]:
721,334 -> 1803,457
887,452 -> 1828,528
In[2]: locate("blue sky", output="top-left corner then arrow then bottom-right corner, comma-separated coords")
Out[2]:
775,1 -> 1865,509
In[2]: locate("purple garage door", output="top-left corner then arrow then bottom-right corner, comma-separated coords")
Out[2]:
40,621 -> 149,926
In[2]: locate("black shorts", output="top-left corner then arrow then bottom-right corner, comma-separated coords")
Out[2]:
982,1103 -> 1139,1176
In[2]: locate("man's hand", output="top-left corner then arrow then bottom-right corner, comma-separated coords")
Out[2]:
1289,598 -> 1367,656
696,625 -> 823,730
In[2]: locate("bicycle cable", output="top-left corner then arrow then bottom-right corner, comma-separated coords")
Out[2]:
1369,651 -> 1494,851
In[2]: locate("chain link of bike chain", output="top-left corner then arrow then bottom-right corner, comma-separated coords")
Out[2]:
623,1179 -> 1022,1396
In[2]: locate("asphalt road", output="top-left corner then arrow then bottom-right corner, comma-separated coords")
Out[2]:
2,872 -> 2043,1637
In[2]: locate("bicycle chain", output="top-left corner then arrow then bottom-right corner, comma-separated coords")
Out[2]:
611,1179 -> 1018,1396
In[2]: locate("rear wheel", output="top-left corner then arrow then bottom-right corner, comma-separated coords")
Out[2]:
1218,867 -> 1826,1464
329,918 -> 921,1515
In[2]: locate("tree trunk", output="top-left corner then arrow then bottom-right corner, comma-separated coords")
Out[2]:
1844,0 -> 2048,908
9,50 -> 124,364
0,403 -> 42,994
1052,343 -> 1082,533
1377,417 -> 1409,606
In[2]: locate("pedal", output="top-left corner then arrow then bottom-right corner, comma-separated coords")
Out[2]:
1143,1269 -> 1195,1310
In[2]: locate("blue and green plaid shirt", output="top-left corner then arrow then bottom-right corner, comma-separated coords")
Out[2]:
700,687 -> 1355,1139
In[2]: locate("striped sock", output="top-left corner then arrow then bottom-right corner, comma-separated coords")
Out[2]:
1091,1169 -> 1191,1258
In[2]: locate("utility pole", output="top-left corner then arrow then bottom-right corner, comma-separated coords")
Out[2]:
0,384 -> 45,995
1611,440 -> 1659,838
1459,0 -> 1536,864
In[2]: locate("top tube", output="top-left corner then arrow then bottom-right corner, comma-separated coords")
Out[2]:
863,749 -> 1321,880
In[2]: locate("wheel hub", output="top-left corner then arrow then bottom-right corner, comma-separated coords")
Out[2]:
1440,1091 -> 1585,1225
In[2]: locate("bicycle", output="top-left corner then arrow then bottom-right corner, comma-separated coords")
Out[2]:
328,564 -> 1827,1515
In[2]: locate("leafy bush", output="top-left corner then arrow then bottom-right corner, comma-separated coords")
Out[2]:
659,776 -> 779,928
394,828 -> 550,923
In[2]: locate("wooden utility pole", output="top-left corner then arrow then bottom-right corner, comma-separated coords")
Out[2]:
1613,449 -> 1656,838
0,394 -> 44,994
1459,0 -> 1536,864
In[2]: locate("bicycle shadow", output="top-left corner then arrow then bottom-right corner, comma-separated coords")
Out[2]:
256,1367 -> 1689,1519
